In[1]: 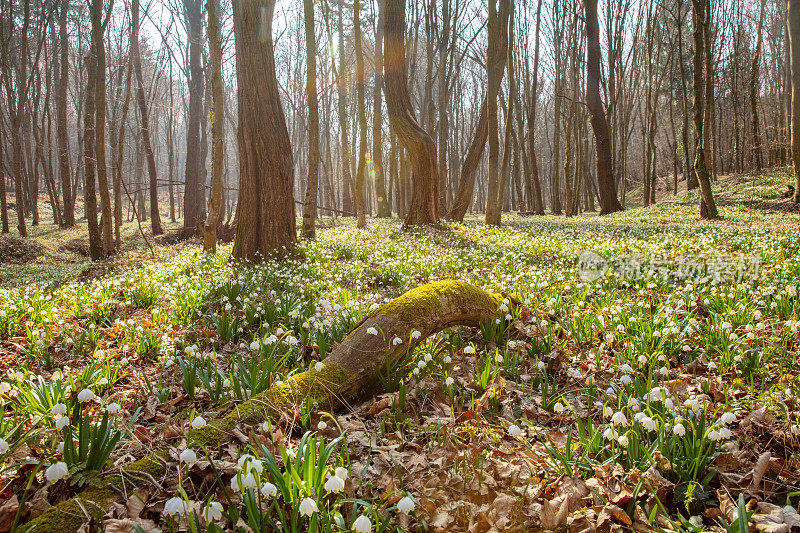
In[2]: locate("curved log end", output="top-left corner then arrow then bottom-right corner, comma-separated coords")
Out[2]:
375,279 -> 501,326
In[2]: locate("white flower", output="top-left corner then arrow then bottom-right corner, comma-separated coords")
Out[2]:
164,496 -> 189,517
249,341 -> 260,351
314,361 -> 325,371
411,330 -> 421,340
603,406 -> 614,417
0,438 -> 8,454
237,454 -> 264,474
353,514 -> 372,533
51,403 -> 67,416
642,417 -> 657,431
553,402 -> 565,414
617,435 -> 629,447
495,353 -> 504,363
77,389 -> 95,402
55,416 -> 70,430
202,501 -> 223,522
180,448 -> 197,466
508,424 -> 522,437
106,402 -> 121,414
299,497 -> 318,516
191,416 -> 207,429
392,336 -> 403,346
317,420 -> 327,431
366,327 -> 379,336
397,496 -> 416,515
45,461 -> 68,483
445,376 -> 454,386
611,412 -> 627,426
261,481 -> 277,498
720,412 -> 736,424
463,345 -> 475,355
324,475 -> 345,493
673,423 -> 686,436
231,472 -> 257,492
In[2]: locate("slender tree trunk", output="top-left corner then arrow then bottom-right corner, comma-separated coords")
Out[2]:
354,0 -> 368,228
585,0 -> 622,215
114,60 -> 132,249
692,0 -> 718,219
204,0 -> 225,251
384,0 -> 439,226
790,0 -> 800,202
231,0 -> 296,260
374,0 -> 390,218
527,0 -> 544,215
57,0 -> 74,227
336,0 -> 354,216
84,51 -> 102,259
300,0 -> 320,238
750,0 -> 766,172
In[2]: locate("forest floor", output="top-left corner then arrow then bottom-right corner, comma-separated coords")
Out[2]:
1,168 -> 800,533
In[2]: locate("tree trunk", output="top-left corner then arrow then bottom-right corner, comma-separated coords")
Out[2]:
203,0 -> 225,252
57,0 -> 74,228
527,0 -> 544,215
231,0 -> 296,260
584,0 -> 622,215
691,0 -> 718,219
374,0 -> 390,218
183,0 -> 204,235
300,0 -> 320,239
384,0 -> 439,227
336,0 -> 354,217
354,0 -> 368,228
791,0 -> 800,202
84,51 -> 103,260
91,0 -> 114,254
484,0 -> 511,226
750,0 -> 766,172
114,60 -> 132,249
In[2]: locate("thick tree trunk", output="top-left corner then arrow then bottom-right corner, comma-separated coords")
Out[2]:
231,0 -> 296,261
692,0 -> 718,219
203,0 -> 225,252
57,0 -> 74,228
384,0 -> 439,227
300,0 -> 319,239
584,0 -> 623,215
184,0 -> 204,235
791,0 -> 800,202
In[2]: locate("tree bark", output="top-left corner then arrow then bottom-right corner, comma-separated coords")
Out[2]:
130,0 -> 162,237
84,51 -> 102,260
91,0 -> 114,254
354,0 -> 368,228
231,0 -> 296,260
527,0 -> 544,215
791,0 -> 800,202
57,0 -> 74,228
584,0 -> 623,215
384,0 -> 439,227
204,0 -> 225,252
300,0 -> 320,239
183,0 -> 204,235
374,0 -> 390,218
691,0 -> 718,219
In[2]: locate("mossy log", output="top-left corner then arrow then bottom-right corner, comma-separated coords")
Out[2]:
191,279 -> 502,444
25,281 -> 501,531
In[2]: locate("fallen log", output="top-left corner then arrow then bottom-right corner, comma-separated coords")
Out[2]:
25,280 -> 502,531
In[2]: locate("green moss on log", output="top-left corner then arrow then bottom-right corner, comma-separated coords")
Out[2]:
188,363 -> 352,447
23,450 -> 170,533
376,280 -> 501,324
